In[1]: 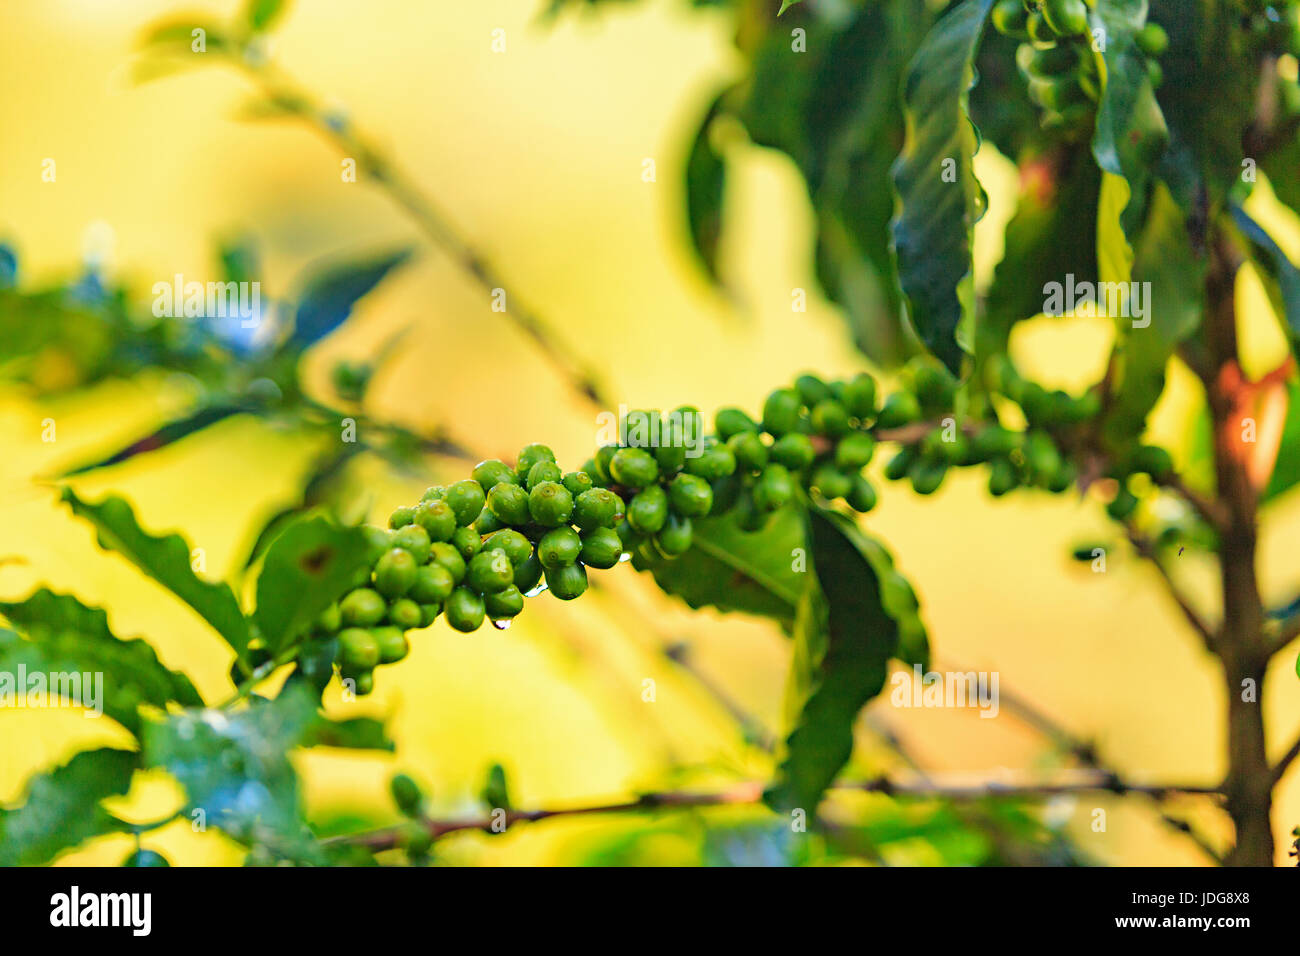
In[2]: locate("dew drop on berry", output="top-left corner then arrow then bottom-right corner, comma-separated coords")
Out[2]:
491,618 -> 512,631
618,551 -> 633,564
524,581 -> 549,598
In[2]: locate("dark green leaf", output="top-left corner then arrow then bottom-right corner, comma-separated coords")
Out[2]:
0,748 -> 137,865
639,504 -> 805,625
684,91 -> 729,281
891,0 -> 997,375
1232,204 -> 1300,354
290,248 -> 413,347
59,404 -> 245,477
253,515 -> 372,655
766,506 -> 899,812
302,715 -> 393,751
61,489 -> 251,659
1263,378 -> 1300,503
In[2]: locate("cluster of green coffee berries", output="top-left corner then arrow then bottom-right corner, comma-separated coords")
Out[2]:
991,1 -> 1169,132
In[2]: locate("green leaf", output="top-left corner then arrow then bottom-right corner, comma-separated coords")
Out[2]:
253,515 -> 372,655
1263,378 -> 1300,503
244,0 -> 290,32
684,91 -> 729,281
1232,204 -> 1300,354
61,489 -> 251,659
142,684 -> 323,860
59,404 -> 246,477
891,0 -> 997,375
290,248 -> 414,347
766,506 -> 899,812
302,715 -> 393,751
0,596 -> 201,733
778,0 -> 803,14
0,748 -> 137,865
481,763 -> 512,812
1088,0 -> 1168,238
638,504 -> 805,626
980,144 -> 1101,357
1101,183 -> 1204,445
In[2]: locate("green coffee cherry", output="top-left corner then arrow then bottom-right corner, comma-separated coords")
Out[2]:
1024,431 -> 1063,483
473,459 -> 518,492
884,448 -> 917,482
708,473 -> 742,515
615,518 -> 644,552
1131,445 -> 1173,480
762,388 -> 803,436
451,525 -> 482,561
794,373 -> 833,408
419,603 -> 441,627
842,373 -> 878,420
562,471 -> 594,498
444,587 -> 486,632
609,447 -> 659,488
811,399 -> 851,437
1107,485 -> 1139,520
727,431 -> 768,471
352,671 -> 375,696
1136,21 -> 1168,56
1017,41 -> 1080,76
409,563 -> 455,604
124,849 -> 170,868
627,485 -> 669,534
414,499 -> 457,542
488,482 -> 531,526
389,505 -> 416,529
683,444 -> 736,480
847,474 -> 878,513
545,562 -> 588,601
483,529 -> 532,566
991,0 -> 1030,37
373,625 -> 410,663
339,627 -> 381,669
1026,10 -> 1056,43
594,445 -> 619,483
580,527 -> 624,569
484,585 -> 525,619
467,549 -> 514,594
971,425 -> 1022,461
667,473 -> 713,517
988,458 -> 1019,497
526,460 -> 563,491
513,553 -> 544,593
1041,0 -> 1089,37
655,513 -> 694,556
341,588 -> 388,627
754,463 -> 795,512
374,548 -> 418,599
529,480 -> 574,526
388,599 -> 422,630
516,443 -> 557,481
538,526 -> 582,568
392,525 -> 432,564
429,542 -> 466,584
733,486 -> 769,532
390,774 -> 424,816
875,391 -> 922,429
770,432 -> 815,470
910,460 -> 947,496
445,480 -> 487,526
715,407 -> 759,440
316,602 -> 342,633
574,487 -> 624,530
811,464 -> 852,500
475,507 -> 503,535
835,432 -> 875,471
1028,75 -> 1089,111
420,485 -> 446,502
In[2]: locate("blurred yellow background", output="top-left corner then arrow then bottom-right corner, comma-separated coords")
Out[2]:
2,0 -> 1300,865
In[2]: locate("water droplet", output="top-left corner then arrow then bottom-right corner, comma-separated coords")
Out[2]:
524,581 -> 549,597
617,552 -> 632,564
491,618 -> 512,631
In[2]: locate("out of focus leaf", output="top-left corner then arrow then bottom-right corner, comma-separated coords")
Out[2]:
1262,378 -> 1300,503
891,0 -> 997,375
244,0 -> 290,32
767,505 -> 899,813
1102,184 -> 1203,445
0,244 -> 16,288
302,715 -> 393,751
0,747 -> 137,866
481,763 -> 512,812
1232,204 -> 1300,354
638,504 -> 804,626
684,91 -> 729,281
58,404 -> 246,477
289,248 -> 413,347
252,515 -> 372,655
142,684 -> 324,861
61,489 -> 251,659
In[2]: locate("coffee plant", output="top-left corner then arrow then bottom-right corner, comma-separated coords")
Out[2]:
2,0 -> 1300,867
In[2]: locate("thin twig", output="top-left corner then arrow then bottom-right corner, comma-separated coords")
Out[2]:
1124,525 -> 1217,652
1271,730 -> 1300,786
329,772 -> 1223,852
